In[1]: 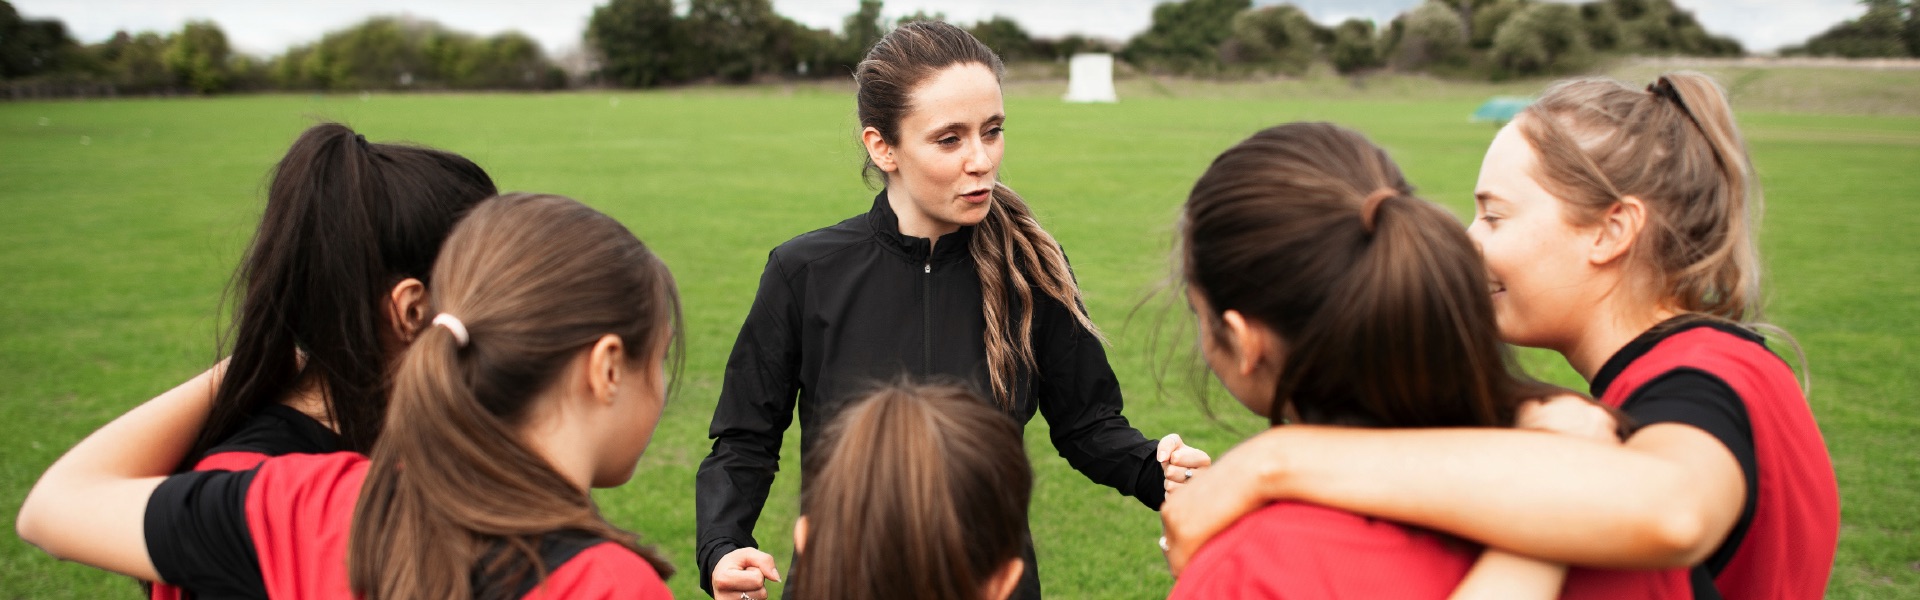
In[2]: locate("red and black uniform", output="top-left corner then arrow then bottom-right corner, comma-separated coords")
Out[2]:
153,405 -> 342,600
143,452 -> 672,599
1168,501 -> 1691,599
1593,317 -> 1839,599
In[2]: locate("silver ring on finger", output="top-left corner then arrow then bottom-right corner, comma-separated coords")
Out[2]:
742,594 -> 752,600
1184,467 -> 1195,481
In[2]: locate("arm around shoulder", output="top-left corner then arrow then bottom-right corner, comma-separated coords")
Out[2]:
17,363 -> 225,580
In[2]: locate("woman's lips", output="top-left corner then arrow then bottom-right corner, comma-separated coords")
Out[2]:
960,189 -> 991,203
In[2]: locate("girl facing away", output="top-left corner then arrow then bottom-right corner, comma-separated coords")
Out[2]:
786,383 -> 1031,600
1164,121 -> 1688,599
696,21 -> 1209,600
18,193 -> 679,599
192,122 -> 497,470
1163,74 -> 1839,600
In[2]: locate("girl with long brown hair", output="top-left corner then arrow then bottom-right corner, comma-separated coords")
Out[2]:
696,20 -> 1210,600
786,383 -> 1031,600
1163,121 -> 1688,598
19,193 -> 680,599
1162,74 -> 1839,600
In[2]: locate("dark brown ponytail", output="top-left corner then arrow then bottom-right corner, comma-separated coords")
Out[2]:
1181,122 -> 1557,428
197,123 -> 495,460
854,20 -> 1102,409
349,193 -> 680,599
788,381 -> 1030,600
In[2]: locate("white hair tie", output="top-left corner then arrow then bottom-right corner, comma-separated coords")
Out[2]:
432,313 -> 470,347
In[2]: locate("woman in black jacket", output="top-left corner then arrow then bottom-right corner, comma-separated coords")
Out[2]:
695,21 -> 1211,600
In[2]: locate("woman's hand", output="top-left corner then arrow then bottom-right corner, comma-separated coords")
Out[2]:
712,547 -> 782,600
1516,393 -> 1620,444
1157,433 -> 1212,495
1159,431 -> 1280,577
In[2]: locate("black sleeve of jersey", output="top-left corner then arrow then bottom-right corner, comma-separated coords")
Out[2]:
1620,368 -> 1757,577
145,469 -> 267,597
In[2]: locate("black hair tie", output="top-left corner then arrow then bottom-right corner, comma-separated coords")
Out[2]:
1647,77 -> 1689,113
354,133 -> 370,150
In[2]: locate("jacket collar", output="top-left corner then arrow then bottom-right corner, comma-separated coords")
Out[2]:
867,189 -> 974,265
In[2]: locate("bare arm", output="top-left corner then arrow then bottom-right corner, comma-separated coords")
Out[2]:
1161,423 -> 1744,574
1449,550 -> 1566,600
16,364 -> 224,581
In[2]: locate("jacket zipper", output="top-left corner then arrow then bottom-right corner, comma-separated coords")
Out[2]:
923,261 -> 932,375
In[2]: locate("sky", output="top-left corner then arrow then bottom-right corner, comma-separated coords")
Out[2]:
13,0 -> 1869,58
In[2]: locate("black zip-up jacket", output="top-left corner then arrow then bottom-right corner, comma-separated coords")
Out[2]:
695,192 -> 1165,596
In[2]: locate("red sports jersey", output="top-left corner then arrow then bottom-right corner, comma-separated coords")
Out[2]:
146,452 -> 672,599
154,404 -> 341,600
1596,325 -> 1839,599
1169,502 -> 1690,599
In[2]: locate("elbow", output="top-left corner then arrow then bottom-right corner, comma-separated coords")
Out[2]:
16,489 -> 58,558
1630,502 -> 1721,568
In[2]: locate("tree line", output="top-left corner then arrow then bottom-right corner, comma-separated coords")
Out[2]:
0,0 -> 1826,97
1783,0 -> 1920,58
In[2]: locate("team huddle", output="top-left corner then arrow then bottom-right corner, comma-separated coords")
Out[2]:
16,21 -> 1838,600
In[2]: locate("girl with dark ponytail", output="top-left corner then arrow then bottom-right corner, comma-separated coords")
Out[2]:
696,20 -> 1210,600
165,122 -> 496,475
1164,74 -> 1838,600
1162,121 -> 1688,598
19,193 -> 680,599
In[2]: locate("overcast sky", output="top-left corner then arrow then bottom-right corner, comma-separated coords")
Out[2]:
13,0 -> 1867,57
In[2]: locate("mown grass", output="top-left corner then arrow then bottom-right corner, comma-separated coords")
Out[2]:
2,69 -> 1915,598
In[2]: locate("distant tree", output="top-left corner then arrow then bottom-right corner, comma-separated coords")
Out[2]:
1220,4 -> 1319,75
1907,0 -> 1920,56
894,10 -> 948,26
1121,0 -> 1252,72
587,0 -> 683,87
1491,2 -> 1591,77
1393,1 -> 1469,70
1470,0 -> 1528,49
1790,0 -> 1909,57
684,0 -> 788,81
93,31 -> 173,91
1579,2 -> 1622,51
1330,18 -> 1383,74
0,1 -> 84,79
844,0 -> 885,52
165,20 -> 232,93
970,15 -> 1038,61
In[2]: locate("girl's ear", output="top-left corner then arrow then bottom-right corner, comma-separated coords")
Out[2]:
1219,309 -> 1274,377
1590,196 -> 1648,266
862,127 -> 898,174
585,334 -> 625,405
985,558 -> 1025,600
792,515 -> 810,554
385,278 -> 429,343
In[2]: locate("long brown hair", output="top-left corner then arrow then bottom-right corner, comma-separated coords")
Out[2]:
349,193 -> 680,599
198,123 -> 496,459
854,20 -> 1103,409
1181,122 -> 1557,427
788,381 -> 1031,600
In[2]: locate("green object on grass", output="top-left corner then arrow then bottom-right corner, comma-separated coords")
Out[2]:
1472,96 -> 1533,124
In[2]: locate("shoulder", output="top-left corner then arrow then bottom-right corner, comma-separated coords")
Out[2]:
768,213 -> 873,270
1173,502 -> 1473,599
196,405 -> 342,470
520,542 -> 673,600
248,452 -> 370,515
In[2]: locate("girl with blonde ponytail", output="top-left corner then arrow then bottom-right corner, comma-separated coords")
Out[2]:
1162,73 -> 1839,600
696,20 -> 1210,600
19,193 -> 680,600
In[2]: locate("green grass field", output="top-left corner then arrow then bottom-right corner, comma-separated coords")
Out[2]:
3,70 -> 1916,598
